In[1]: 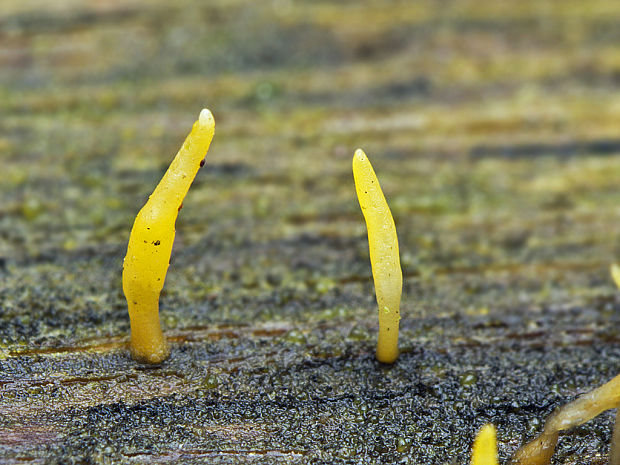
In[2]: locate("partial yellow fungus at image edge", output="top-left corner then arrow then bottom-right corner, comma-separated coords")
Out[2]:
611,263 -> 620,290
471,424 -> 499,465
352,148 -> 403,364
122,109 -> 215,364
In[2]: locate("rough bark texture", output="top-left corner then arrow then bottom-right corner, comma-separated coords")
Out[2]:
2,1 -> 620,463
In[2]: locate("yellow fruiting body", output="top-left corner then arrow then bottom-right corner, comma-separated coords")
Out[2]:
512,265 -> 620,464
123,109 -> 215,363
513,374 -> 620,464
353,148 -> 402,364
471,424 -> 499,465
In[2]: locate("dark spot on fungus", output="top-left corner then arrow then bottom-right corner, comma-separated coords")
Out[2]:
153,240 -> 161,246
200,159 -> 206,167
178,204 -> 183,211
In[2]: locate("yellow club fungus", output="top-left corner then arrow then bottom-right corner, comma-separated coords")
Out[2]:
471,424 -> 499,465
511,265 -> 620,464
122,108 -> 215,364
610,408 -> 620,465
352,148 -> 402,364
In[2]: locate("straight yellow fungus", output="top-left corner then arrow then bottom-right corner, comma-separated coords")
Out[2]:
471,424 -> 499,465
353,148 -> 402,364
122,108 -> 215,364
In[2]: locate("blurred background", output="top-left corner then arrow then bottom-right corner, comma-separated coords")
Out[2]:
3,1 -> 620,463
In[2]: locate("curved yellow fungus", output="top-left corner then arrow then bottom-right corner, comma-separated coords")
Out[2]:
512,374 -> 620,464
352,148 -> 402,364
512,265 -> 620,464
471,424 -> 498,465
122,108 -> 215,364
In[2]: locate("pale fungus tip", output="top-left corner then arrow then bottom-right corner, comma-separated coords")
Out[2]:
198,108 -> 214,127
354,148 -> 366,160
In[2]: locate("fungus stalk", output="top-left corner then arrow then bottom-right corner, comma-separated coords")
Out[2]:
472,424 -> 499,465
610,408 -> 620,465
609,264 -> 620,465
353,148 -> 403,364
122,109 -> 215,363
